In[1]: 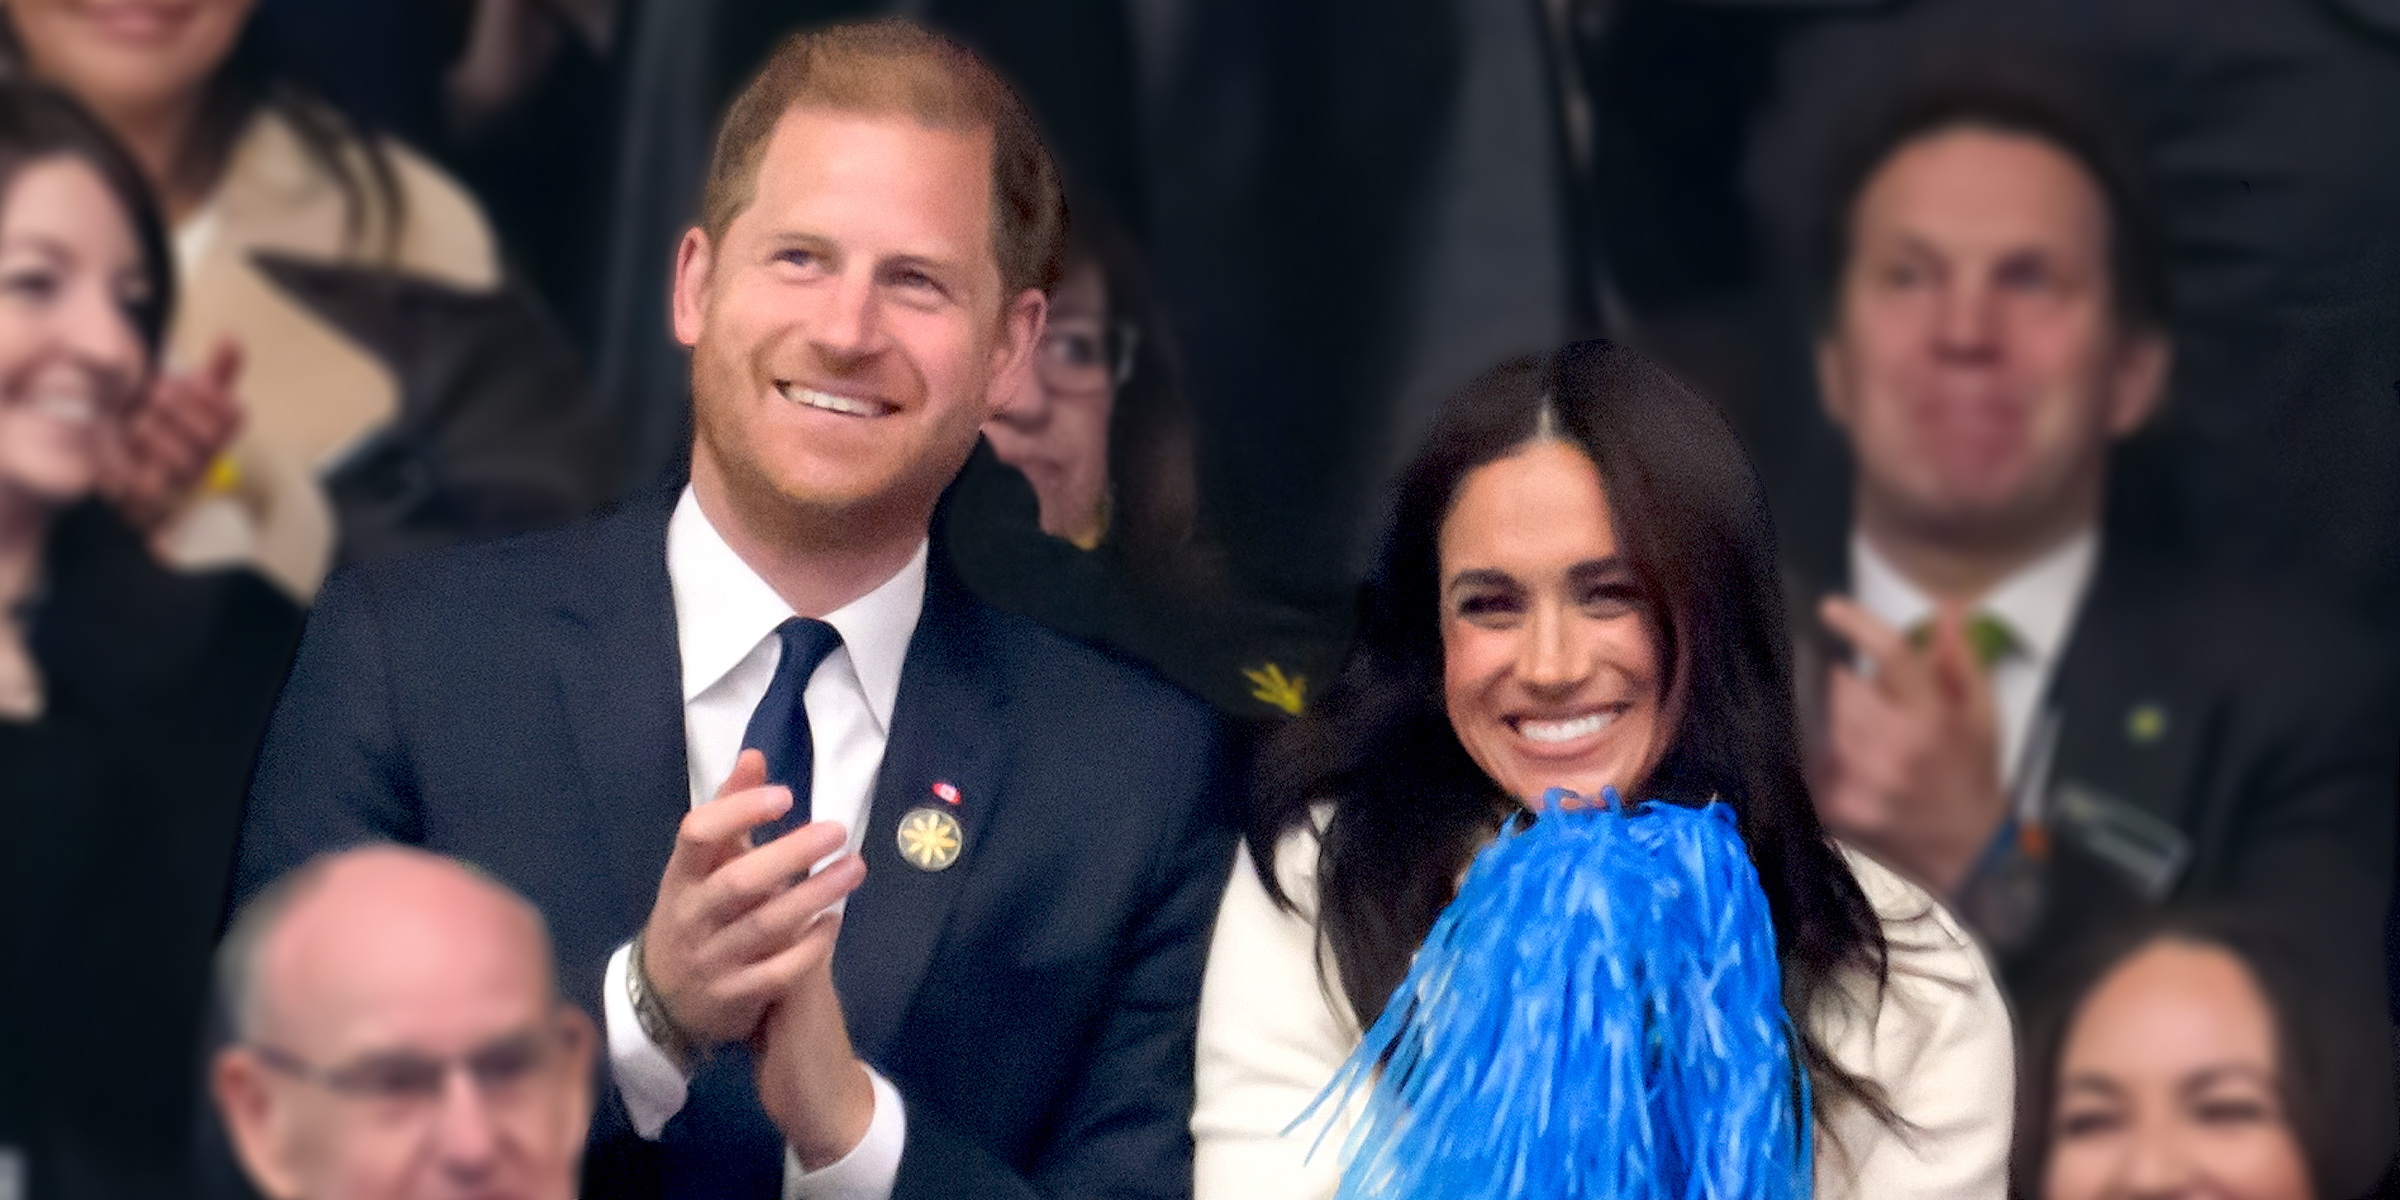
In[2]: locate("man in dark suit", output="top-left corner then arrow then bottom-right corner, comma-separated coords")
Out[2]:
1789,77 -> 2395,1181
235,19 -> 1233,1200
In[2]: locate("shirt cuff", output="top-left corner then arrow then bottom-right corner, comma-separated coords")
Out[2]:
602,941 -> 692,1140
782,1066 -> 906,1200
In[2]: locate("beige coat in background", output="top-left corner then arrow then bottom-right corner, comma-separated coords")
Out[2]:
160,106 -> 499,599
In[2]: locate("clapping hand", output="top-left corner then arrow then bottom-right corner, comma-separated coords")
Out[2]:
1812,597 -> 2008,895
753,946 -> 875,1169
637,750 -> 865,1048
105,338 -> 243,532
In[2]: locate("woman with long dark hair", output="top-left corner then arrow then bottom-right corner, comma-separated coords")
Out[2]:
1,0 -> 611,598
1193,341 -> 2013,1197
2014,910 -> 2392,1200
0,81 -> 300,1198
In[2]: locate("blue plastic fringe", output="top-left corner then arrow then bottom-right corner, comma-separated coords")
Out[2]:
1299,789 -> 1810,1199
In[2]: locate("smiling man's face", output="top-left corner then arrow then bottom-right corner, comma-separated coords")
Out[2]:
674,105 -> 1037,543
1816,126 -> 2163,555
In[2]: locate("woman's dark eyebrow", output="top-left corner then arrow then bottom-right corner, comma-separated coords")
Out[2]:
1566,557 -> 1629,586
2178,1064 -> 2277,1098
1444,568 -> 1518,594
0,233 -> 75,265
2059,1073 -> 2128,1101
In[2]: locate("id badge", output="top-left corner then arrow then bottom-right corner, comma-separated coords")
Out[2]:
2050,779 -> 2191,900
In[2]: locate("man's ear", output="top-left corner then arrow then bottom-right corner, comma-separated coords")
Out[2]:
671,228 -> 717,349
557,1007 -> 601,1152
212,1048 -> 307,1200
2106,329 -> 2171,437
985,287 -> 1049,419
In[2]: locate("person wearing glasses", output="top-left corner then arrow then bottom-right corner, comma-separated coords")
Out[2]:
210,845 -> 597,1200
983,228 -> 1141,554
964,206 -> 1341,720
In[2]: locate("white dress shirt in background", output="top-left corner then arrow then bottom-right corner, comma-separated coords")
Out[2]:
601,485 -> 924,1200
1850,528 -> 2098,793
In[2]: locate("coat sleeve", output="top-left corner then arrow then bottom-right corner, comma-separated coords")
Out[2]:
1192,836 -> 1356,1200
2215,634 -> 2396,963
1813,848 -> 2015,1200
235,566 -> 423,903
2208,623 -> 2398,1190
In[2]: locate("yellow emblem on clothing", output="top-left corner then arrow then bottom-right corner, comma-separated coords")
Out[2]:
1243,662 -> 1307,715
896,806 -> 963,871
2126,703 -> 2169,745
203,455 -> 243,493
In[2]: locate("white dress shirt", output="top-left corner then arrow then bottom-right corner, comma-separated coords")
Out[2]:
1850,528 -> 2098,795
600,486 -> 921,1200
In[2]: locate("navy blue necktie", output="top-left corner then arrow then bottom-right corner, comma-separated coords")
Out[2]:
661,616 -> 842,1198
741,616 -> 843,842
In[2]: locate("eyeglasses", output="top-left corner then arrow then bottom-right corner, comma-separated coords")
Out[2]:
249,1023 -> 570,1123
1035,318 -> 1139,395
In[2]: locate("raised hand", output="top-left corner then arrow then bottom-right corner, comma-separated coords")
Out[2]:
106,338 -> 243,532
636,749 -> 866,1048
1812,596 -> 2006,895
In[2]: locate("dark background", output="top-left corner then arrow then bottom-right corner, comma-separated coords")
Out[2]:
259,0 -> 2400,639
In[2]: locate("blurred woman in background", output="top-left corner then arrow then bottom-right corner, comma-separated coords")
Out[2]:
0,0 -> 611,598
0,81 -> 299,1199
958,203 -> 1343,720
2016,912 -> 2393,1199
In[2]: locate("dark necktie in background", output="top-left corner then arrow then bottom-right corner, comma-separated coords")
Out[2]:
663,614 -> 844,1199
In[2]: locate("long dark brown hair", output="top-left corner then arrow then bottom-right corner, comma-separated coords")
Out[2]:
0,82 -> 173,358
1251,339 -> 1890,1115
1067,196 -> 1226,605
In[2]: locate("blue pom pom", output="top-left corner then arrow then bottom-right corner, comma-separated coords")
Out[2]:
1298,789 -> 1809,1199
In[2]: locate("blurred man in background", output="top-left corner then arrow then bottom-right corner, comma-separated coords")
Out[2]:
1790,78 -> 2395,1094
211,846 -> 596,1200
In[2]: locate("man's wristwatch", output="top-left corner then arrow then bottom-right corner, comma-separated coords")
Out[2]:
627,931 -> 701,1075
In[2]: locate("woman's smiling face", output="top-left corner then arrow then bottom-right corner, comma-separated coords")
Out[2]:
0,155 -> 150,509
1438,439 -> 1667,808
2044,939 -> 2312,1200
5,0 -> 257,127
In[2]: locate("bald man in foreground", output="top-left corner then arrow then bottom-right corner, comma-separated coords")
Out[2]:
210,847 -> 598,1200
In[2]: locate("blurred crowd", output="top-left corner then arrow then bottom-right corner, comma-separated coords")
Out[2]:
0,1 -> 2394,1198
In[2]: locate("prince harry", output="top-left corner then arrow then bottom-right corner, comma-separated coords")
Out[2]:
239,21 -> 1234,1200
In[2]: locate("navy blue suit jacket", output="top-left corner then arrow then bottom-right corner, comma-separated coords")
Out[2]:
236,485 -> 1237,1199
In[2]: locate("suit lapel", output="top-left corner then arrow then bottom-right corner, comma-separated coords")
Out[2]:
2043,553 -> 2207,860
834,562 -> 1012,1066
548,493 -> 692,916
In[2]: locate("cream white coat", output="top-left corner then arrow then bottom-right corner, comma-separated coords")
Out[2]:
1193,825 -> 2015,1199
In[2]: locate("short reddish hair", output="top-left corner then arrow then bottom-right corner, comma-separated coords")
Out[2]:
699,19 -> 1066,298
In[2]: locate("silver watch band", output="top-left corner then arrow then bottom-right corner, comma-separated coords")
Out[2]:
627,931 -> 700,1074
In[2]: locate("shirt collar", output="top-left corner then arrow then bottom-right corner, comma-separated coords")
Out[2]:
666,485 -> 927,730
1849,527 -> 2099,667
